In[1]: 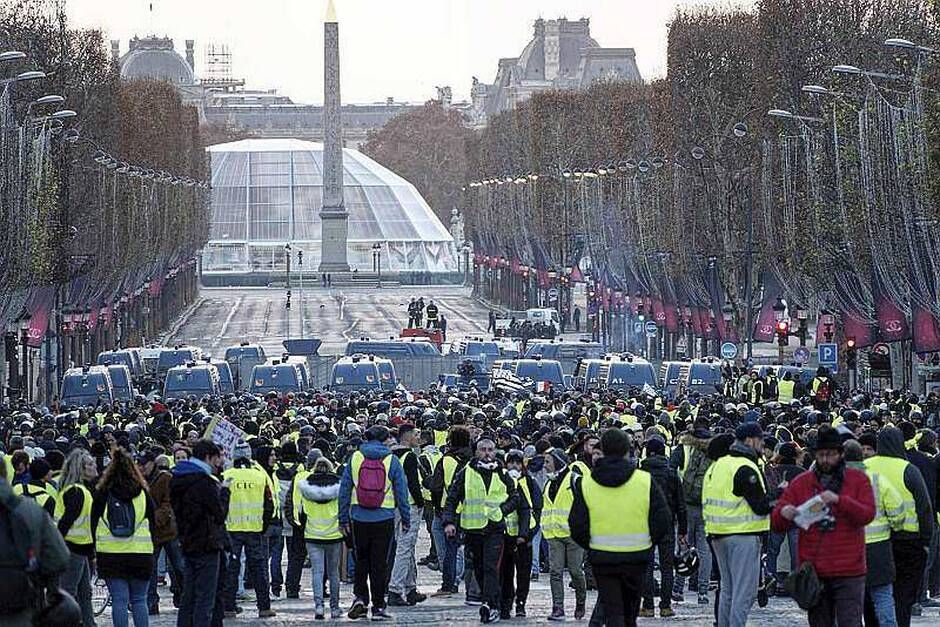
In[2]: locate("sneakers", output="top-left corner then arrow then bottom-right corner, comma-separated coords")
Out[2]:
286,591 -> 300,599
639,608 -> 656,617
575,602 -> 585,620
465,597 -> 483,606
271,587 -> 281,598
431,587 -> 456,597
258,609 -> 277,619
500,608 -> 512,620
331,607 -> 343,620
406,590 -> 427,604
515,603 -> 526,618
315,605 -> 325,620
348,599 -> 368,620
427,561 -> 440,571
480,605 -> 501,623
757,586 -> 768,608
697,593 -> 710,605
660,607 -> 675,618
387,593 -> 412,607
223,611 -> 238,619
371,607 -> 393,621
922,598 -> 940,608
548,606 -> 565,621
672,593 -> 685,603
911,603 -> 923,617
530,572 -> 539,581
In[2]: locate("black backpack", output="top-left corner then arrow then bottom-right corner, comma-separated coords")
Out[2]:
0,496 -> 40,614
106,493 -> 137,538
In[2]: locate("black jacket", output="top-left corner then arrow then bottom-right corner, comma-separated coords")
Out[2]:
170,460 -> 230,556
569,455 -> 671,566
443,459 -> 527,536
429,446 -> 472,513
640,455 -> 687,536
879,428 -> 935,543
393,447 -> 425,508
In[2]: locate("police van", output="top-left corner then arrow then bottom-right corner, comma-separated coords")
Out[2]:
329,354 -> 384,393
224,343 -> 267,390
659,361 -> 689,397
157,346 -> 203,380
106,364 -> 136,402
248,361 -> 306,395
523,339 -> 604,361
492,358 -> 566,390
600,355 -> 657,392
163,363 -> 221,399
97,349 -> 140,377
346,338 -> 440,358
209,359 -> 235,394
61,366 -> 114,407
685,358 -> 724,396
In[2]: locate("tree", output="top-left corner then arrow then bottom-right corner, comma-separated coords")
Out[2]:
361,101 -> 476,224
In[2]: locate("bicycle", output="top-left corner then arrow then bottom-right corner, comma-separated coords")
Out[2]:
92,575 -> 111,617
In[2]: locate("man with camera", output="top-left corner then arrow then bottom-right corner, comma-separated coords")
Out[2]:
772,426 -> 875,627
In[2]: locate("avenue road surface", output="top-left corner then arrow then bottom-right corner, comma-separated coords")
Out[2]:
164,286 -> 494,357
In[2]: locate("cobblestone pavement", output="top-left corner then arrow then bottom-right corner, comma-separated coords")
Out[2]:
100,535 -> 940,626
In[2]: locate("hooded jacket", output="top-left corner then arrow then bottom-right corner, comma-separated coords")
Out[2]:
640,454 -> 687,536
846,460 -> 896,587
91,478 -> 156,581
170,459 -> 230,556
339,440 -> 410,526
771,461 -> 874,578
569,455 -> 671,566
428,445 -> 472,514
148,468 -> 177,545
443,458 -> 527,536
876,427 -> 935,543
298,470 -> 342,544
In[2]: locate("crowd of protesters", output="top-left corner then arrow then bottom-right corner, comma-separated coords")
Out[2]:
0,360 -> 938,626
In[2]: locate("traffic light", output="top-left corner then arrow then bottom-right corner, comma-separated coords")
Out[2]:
286,289 -> 292,309
775,320 -> 790,345
846,337 -> 857,369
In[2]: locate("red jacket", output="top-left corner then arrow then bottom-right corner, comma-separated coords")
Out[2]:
771,465 -> 875,578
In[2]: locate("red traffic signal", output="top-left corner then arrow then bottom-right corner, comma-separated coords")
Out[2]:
846,337 -> 856,349
775,321 -> 790,335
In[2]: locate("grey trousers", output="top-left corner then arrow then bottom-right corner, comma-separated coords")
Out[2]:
548,536 -> 586,609
711,534 -> 761,627
688,505 -> 713,593
61,552 -> 97,627
389,506 -> 422,596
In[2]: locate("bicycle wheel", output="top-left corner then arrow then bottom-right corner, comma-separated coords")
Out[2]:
92,576 -> 111,617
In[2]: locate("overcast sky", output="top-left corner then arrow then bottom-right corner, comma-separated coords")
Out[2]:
67,0 -> 748,105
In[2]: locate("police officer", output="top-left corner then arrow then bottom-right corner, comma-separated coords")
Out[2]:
443,438 -> 525,624
702,422 -> 772,627
569,428 -> 670,627
223,441 -> 277,619
426,300 -> 439,329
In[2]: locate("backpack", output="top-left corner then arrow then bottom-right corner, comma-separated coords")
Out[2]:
682,449 -> 711,506
355,456 -> 389,509
815,379 -> 831,402
0,496 -> 39,614
105,493 -> 137,538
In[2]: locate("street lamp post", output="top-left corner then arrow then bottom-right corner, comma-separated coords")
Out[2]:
372,242 -> 382,288
284,243 -> 292,342
772,296 -> 787,364
461,243 -> 471,286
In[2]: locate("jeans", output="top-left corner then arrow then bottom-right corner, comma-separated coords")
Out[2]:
548,536 -> 586,609
266,524 -> 284,593
808,575 -> 865,627
465,532 -> 504,610
711,534 -> 761,627
106,578 -> 150,627
866,583 -> 898,627
148,539 -> 185,609
177,551 -> 221,627
765,528 -> 798,584
224,532 -> 271,612
61,552 -> 96,627
389,506 -> 422,596
432,515 -> 462,591
352,518 -> 394,609
675,504 -> 712,595
306,542 -> 342,610
530,529 -> 543,575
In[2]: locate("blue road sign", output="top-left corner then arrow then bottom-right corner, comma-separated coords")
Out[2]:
794,346 -> 811,364
633,321 -> 643,334
720,342 -> 738,360
645,320 -> 659,337
819,343 -> 838,364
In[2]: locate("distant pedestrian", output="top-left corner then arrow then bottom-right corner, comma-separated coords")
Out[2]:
487,311 -> 497,334
439,314 -> 448,342
426,301 -> 439,329
573,307 -> 581,333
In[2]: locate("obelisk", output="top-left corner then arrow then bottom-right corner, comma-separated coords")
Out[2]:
318,0 -> 350,272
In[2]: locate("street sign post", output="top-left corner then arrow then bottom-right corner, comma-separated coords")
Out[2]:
819,343 -> 838,365
720,342 -> 738,360
633,321 -> 643,334
794,346 -> 810,364
645,321 -> 658,338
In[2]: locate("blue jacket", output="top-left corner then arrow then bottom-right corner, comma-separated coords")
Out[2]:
339,440 -> 411,525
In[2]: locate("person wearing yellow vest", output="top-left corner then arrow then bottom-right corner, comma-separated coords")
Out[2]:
845,438 -> 905,627
91,448 -> 156,627
772,426 -> 875,627
388,424 -> 428,607
864,426 -> 935,627
702,422 -> 772,627
222,441 -> 277,620
56,448 -> 100,627
443,438 -> 525,624
13,457 -> 57,516
417,441 -> 442,568
541,447 -> 587,621
338,425 -> 411,622
297,457 -> 344,620
500,448 -> 541,619
778,371 -> 796,405
569,427 -> 670,627
428,425 -> 473,598
273,441 -> 307,600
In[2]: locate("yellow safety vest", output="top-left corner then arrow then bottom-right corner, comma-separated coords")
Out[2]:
55,484 -> 93,546
439,456 -> 459,508
291,469 -> 311,524
581,469 -> 652,553
300,487 -> 342,541
861,466 -> 904,544
542,472 -> 576,539
864,456 -> 919,533
778,380 -> 795,404
14,482 -> 56,510
677,444 -> 693,480
461,466 -> 508,531
433,430 -> 448,447
505,476 -> 532,537
702,455 -> 769,535
420,451 -> 442,502
223,466 -> 268,533
350,451 -> 394,509
570,460 -> 590,477
96,491 -> 152,554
